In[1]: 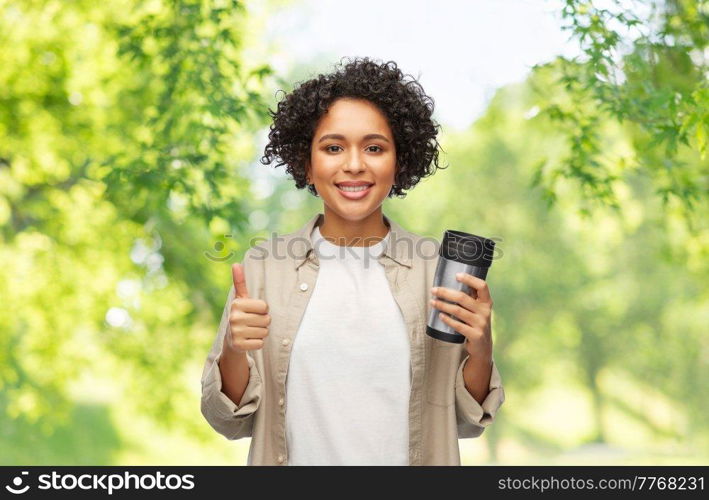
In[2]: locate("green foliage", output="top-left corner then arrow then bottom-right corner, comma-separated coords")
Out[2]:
531,0 -> 708,222
0,0 -> 278,453
103,0 -> 273,225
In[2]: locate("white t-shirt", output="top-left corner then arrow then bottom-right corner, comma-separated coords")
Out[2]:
285,224 -> 411,465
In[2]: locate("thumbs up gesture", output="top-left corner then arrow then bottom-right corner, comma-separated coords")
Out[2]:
223,263 -> 271,355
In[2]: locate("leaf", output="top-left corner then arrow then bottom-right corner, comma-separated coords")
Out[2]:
695,122 -> 706,159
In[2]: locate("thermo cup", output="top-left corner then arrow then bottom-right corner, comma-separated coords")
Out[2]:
426,230 -> 496,344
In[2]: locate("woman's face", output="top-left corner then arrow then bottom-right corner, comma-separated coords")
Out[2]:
306,97 -> 397,222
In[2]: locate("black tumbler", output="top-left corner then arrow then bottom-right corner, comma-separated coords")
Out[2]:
426,230 -> 496,344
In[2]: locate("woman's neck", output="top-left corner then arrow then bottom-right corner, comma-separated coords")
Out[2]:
318,207 -> 390,247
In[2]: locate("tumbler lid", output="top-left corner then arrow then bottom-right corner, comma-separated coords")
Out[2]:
440,230 -> 495,268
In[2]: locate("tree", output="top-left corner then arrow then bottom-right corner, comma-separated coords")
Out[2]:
0,0 -> 281,456
530,0 -> 708,225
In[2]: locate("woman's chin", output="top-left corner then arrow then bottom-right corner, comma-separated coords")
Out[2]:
324,198 -> 383,220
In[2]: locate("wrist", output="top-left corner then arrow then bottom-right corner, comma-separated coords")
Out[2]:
222,339 -> 248,362
465,346 -> 492,365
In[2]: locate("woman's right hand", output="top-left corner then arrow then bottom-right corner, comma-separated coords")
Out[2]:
223,262 -> 271,355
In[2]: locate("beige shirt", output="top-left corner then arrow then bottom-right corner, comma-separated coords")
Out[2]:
200,212 -> 505,465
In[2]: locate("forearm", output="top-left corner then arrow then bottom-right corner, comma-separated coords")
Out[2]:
462,353 -> 493,405
218,341 -> 251,407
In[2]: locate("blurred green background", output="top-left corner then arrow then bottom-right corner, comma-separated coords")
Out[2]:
1,0 -> 707,465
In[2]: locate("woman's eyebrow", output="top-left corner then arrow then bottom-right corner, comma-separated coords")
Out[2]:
317,133 -> 391,143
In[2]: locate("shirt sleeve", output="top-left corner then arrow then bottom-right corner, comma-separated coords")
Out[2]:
454,352 -> 505,439
200,283 -> 263,440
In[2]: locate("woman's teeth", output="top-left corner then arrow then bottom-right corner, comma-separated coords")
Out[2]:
338,185 -> 371,192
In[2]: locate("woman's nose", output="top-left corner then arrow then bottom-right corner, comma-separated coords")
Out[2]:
343,151 -> 366,173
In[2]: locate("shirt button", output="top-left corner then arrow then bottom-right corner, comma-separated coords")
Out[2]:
281,338 -> 290,347
277,455 -> 285,464
278,397 -> 285,406
299,282 -> 308,291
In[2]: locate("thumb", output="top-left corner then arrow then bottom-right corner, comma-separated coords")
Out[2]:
231,262 -> 250,299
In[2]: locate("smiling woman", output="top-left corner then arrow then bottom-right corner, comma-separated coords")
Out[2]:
260,57 -> 447,245
200,56 -> 506,466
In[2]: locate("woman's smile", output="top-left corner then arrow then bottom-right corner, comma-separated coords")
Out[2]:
335,181 -> 375,200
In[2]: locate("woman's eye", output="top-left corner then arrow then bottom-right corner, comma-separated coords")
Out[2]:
326,145 -> 342,153
366,145 -> 383,152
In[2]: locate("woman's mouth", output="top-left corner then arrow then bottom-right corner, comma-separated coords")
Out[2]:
335,183 -> 374,200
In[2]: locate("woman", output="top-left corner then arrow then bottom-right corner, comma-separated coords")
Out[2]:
200,57 -> 505,465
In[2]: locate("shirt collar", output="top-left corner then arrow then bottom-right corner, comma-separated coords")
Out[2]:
291,212 -> 413,270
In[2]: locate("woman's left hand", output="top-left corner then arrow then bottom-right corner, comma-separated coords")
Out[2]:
430,272 -> 493,361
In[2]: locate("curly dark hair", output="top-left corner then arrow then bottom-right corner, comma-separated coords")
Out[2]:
260,56 -> 447,197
